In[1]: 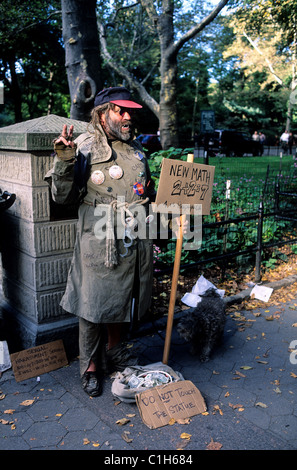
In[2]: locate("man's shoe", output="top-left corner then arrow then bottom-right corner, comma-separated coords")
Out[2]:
82,371 -> 103,397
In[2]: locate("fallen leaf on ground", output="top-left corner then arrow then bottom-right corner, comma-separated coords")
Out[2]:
20,399 -> 35,406
122,431 -> 133,443
255,402 -> 268,408
177,418 -> 191,424
0,419 -> 10,425
116,418 -> 130,426
180,432 -> 191,440
234,370 -> 246,378
213,405 -> 223,415
176,439 -> 189,450
206,438 -> 223,450
229,403 -> 244,411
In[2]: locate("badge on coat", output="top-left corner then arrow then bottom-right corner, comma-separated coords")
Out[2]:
133,182 -> 144,195
91,170 -> 105,185
109,165 -> 123,179
134,151 -> 144,160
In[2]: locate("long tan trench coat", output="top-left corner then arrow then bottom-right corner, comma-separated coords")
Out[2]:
45,127 -> 156,324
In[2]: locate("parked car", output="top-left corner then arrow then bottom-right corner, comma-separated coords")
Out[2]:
136,134 -> 162,155
202,129 -> 261,157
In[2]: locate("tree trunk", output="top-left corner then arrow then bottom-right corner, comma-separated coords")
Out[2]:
158,0 -> 179,149
62,0 -> 102,121
286,28 -> 297,131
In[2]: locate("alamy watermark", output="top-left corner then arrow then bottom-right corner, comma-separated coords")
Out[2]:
93,197 -> 203,250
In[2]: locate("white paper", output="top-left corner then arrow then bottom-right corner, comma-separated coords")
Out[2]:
250,285 -> 273,302
0,341 -> 11,372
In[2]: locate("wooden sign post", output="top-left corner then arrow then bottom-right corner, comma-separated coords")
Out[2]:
162,208 -> 187,364
153,154 -> 215,364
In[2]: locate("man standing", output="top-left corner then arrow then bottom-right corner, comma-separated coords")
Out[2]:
280,129 -> 289,152
45,87 -> 156,397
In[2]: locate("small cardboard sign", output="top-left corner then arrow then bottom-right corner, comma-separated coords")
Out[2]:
135,380 -> 207,429
154,158 -> 215,214
10,340 -> 68,382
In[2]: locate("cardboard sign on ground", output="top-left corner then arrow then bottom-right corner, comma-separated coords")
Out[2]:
154,158 -> 215,214
10,340 -> 68,382
135,380 -> 207,429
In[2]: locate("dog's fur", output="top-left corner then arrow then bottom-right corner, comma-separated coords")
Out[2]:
177,288 -> 226,362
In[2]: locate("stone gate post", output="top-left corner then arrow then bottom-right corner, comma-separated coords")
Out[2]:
0,114 -> 88,355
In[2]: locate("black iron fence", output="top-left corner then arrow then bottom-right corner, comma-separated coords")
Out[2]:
153,167 -> 297,286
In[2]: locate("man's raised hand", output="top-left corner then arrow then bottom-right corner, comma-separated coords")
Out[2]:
54,125 -> 77,161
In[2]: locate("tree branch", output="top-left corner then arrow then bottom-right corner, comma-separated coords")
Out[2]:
242,31 -> 284,86
7,10 -> 61,39
110,2 -> 140,23
98,21 -> 160,116
168,0 -> 229,58
140,0 -> 158,26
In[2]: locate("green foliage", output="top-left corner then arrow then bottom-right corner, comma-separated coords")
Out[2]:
0,1 -> 68,124
0,0 -> 295,147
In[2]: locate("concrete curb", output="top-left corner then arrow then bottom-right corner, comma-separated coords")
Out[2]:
224,273 -> 297,306
136,273 -> 297,338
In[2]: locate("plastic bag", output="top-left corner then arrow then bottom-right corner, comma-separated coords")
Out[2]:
111,361 -> 184,403
181,275 -> 225,308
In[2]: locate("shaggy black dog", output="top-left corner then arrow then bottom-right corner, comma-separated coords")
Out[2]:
177,288 -> 226,362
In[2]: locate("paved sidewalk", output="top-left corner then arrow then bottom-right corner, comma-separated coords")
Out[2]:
1,284 -> 297,451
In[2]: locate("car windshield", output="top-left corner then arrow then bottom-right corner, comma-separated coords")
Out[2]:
141,135 -> 152,143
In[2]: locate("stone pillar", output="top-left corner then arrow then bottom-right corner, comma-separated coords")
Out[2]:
0,114 -> 88,355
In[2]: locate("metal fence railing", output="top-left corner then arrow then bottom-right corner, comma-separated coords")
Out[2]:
153,167 -> 297,287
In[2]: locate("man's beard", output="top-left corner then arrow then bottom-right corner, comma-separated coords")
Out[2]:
104,114 -> 134,142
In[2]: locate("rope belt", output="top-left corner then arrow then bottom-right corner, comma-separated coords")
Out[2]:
84,197 -> 149,268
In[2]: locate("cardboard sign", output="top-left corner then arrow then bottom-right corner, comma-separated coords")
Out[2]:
10,340 -> 68,382
135,380 -> 207,429
154,158 -> 215,214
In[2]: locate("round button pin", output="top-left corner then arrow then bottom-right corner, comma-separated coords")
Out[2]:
91,170 -> 105,185
109,165 -> 123,179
